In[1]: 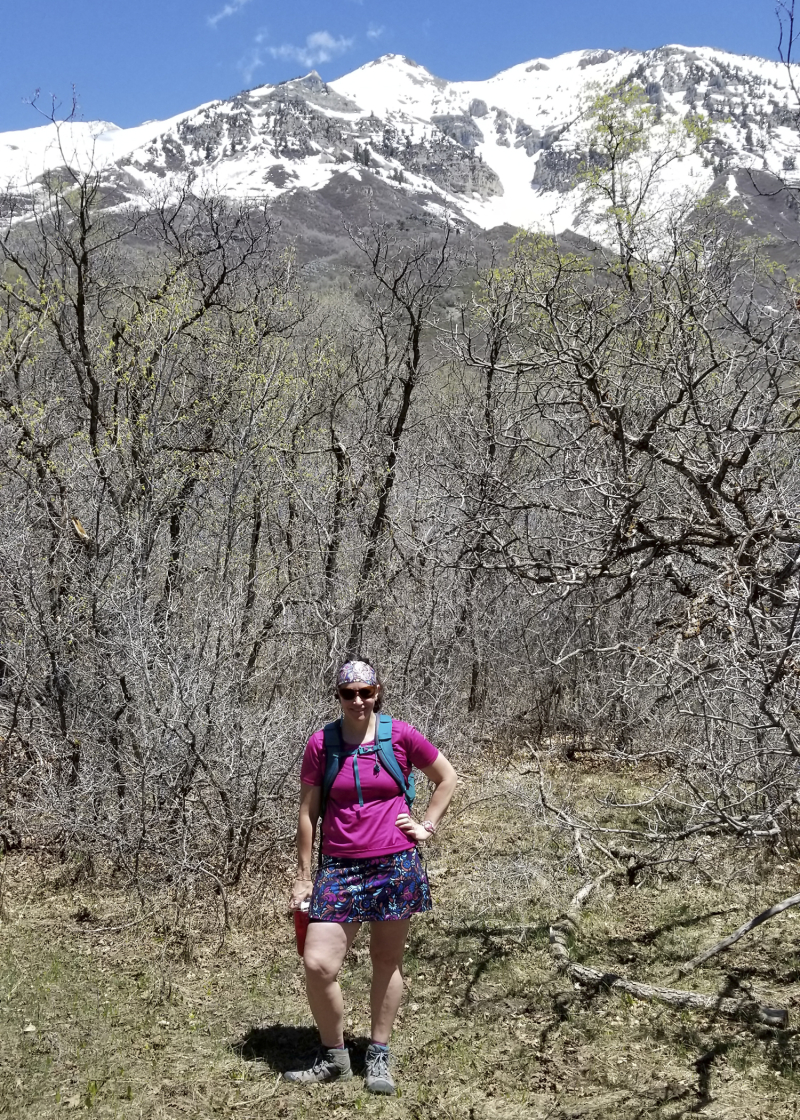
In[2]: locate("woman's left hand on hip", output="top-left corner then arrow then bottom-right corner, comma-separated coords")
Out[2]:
395,812 -> 430,842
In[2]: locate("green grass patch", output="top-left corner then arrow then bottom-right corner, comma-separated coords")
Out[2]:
2,761 -> 800,1118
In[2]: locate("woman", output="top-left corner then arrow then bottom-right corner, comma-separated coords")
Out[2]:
285,658 -> 457,1095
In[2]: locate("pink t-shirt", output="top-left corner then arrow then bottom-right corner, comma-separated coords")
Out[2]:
300,719 -> 439,859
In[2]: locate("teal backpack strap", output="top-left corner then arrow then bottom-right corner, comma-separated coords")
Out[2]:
322,722 -> 377,810
319,719 -> 352,868
322,715 -> 415,817
321,719 -> 348,819
351,744 -> 379,806
375,713 -> 416,810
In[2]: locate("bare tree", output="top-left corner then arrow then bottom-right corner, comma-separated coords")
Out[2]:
439,85 -> 800,852
2,79 -> 799,924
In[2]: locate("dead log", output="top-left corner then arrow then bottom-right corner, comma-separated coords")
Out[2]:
676,889 -> 800,978
548,877 -> 789,1028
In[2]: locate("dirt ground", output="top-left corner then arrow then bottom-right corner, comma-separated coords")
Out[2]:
2,763 -> 799,1119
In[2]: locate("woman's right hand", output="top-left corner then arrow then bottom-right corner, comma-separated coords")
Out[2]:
289,877 -> 313,911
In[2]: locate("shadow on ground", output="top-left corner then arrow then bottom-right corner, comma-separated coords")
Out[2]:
607,907 -> 734,948
233,1023 -> 373,1074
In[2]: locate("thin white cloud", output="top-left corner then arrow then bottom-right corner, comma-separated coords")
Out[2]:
240,50 -> 263,85
240,29 -> 267,83
239,28 -> 354,84
268,30 -> 354,69
207,0 -> 251,30
367,24 -> 385,41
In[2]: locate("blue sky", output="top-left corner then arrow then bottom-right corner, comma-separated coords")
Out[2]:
0,0 -> 786,133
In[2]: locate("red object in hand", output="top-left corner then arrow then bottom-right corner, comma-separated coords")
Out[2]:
294,903 -> 310,956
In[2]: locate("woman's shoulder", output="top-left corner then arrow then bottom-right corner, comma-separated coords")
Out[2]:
387,717 -> 414,737
304,727 -> 326,756
388,717 -> 425,739
300,727 -> 327,785
388,718 -> 438,764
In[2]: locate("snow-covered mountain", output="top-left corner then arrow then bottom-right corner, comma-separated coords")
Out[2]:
2,46 -> 799,243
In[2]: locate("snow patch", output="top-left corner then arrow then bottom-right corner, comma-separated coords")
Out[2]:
4,44 -> 798,245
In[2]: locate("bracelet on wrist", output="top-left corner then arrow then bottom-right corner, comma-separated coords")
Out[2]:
422,820 -> 437,835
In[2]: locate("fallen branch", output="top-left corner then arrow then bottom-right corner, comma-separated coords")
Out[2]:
676,889 -> 800,978
548,876 -> 789,1028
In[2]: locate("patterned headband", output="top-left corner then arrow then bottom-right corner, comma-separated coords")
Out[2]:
337,661 -> 377,686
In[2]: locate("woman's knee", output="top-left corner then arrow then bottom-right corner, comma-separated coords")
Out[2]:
369,918 -> 409,970
369,939 -> 405,971
303,947 -> 340,984
302,921 -> 356,983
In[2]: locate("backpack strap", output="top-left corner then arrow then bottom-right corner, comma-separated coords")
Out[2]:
320,714 -> 415,816
375,714 -> 416,811
321,719 -> 349,820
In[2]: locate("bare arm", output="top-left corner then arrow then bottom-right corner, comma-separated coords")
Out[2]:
396,752 -> 458,843
289,782 -> 321,910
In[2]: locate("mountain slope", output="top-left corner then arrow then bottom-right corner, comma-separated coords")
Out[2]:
2,46 -> 799,245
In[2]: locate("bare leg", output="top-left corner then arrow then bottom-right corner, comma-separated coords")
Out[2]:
369,919 -> 410,1044
303,921 -> 360,1047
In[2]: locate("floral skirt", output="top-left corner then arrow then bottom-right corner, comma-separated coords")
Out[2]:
309,848 -> 432,923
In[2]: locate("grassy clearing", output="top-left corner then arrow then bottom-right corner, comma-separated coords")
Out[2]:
2,758 -> 800,1119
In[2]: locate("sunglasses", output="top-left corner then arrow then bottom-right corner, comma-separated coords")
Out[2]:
338,686 -> 377,701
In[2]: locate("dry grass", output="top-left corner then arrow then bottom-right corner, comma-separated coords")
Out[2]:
2,756 -> 800,1119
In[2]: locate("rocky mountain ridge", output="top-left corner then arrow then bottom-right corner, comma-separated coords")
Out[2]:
2,45 -> 799,246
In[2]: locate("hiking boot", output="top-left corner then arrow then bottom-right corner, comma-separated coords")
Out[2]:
283,1046 -> 353,1084
364,1043 -> 395,1095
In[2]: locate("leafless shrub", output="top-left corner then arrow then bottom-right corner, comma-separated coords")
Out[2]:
1,88 -> 799,909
